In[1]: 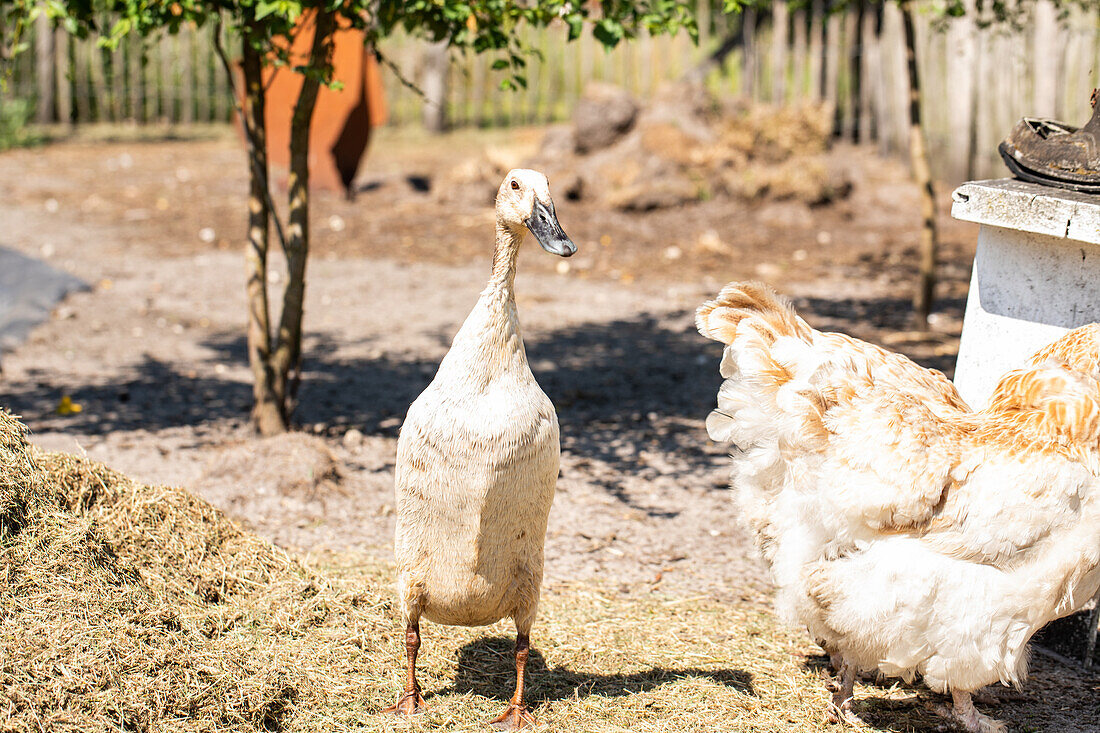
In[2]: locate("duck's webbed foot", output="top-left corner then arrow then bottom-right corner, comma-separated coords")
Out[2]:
823,661 -> 864,726
489,703 -> 537,730
383,687 -> 426,717
489,631 -> 537,729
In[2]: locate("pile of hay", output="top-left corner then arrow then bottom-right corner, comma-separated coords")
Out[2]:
4,409 -> 1094,732
0,410 -> 393,732
527,82 -> 852,212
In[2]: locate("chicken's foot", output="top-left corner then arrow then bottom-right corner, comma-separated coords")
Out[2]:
824,662 -> 864,726
930,690 -> 1006,733
971,688 -> 1001,706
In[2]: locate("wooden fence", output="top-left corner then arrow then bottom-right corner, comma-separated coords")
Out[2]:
3,1 -> 1099,180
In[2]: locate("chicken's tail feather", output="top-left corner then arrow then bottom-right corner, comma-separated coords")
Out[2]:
698,282 -> 829,448
696,281 -> 813,347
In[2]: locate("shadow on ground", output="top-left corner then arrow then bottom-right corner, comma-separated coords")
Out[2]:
441,635 -> 754,704
5,293 -> 965,452
801,649 -> 1100,733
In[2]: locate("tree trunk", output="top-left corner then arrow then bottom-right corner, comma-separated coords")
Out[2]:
265,8 -> 336,433
240,32 -> 282,436
901,0 -> 937,326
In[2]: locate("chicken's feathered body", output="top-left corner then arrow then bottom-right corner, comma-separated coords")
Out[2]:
698,282 -> 1100,731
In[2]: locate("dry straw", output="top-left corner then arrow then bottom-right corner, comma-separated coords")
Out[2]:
1,410 -> 1093,731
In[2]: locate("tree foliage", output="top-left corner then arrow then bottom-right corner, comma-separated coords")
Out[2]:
4,1 -> 705,88
2,0 -> 707,433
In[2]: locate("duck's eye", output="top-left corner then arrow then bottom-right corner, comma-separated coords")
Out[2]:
510,180 -> 520,191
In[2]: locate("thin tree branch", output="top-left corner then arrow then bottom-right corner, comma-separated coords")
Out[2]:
373,45 -> 428,98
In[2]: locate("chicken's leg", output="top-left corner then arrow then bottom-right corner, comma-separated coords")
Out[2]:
489,632 -> 537,730
824,661 -> 864,726
383,621 -> 426,716
943,690 -> 1006,733
821,645 -> 844,692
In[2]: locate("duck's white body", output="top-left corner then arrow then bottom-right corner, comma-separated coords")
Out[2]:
387,170 -> 574,728
394,281 -> 558,631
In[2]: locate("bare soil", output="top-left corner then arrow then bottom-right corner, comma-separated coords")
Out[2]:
1,126 -> 1095,729
0,125 -> 975,595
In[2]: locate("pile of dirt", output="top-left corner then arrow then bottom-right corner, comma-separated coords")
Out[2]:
194,432 -> 345,537
0,410 -> 394,732
527,82 -> 852,212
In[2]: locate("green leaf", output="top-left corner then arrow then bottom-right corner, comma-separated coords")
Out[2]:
593,18 -> 624,48
565,14 -> 584,41
255,1 -> 279,20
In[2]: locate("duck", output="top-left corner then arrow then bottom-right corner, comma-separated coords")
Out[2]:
386,169 -> 576,729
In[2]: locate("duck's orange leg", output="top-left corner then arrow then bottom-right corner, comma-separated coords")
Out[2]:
384,621 -> 426,716
489,633 -> 537,730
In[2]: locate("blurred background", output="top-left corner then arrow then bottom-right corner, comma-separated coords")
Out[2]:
3,0 -> 1099,180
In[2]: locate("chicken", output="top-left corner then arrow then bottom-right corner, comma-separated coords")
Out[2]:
696,282 -> 1100,732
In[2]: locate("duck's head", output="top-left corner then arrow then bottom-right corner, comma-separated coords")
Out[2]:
496,169 -> 576,257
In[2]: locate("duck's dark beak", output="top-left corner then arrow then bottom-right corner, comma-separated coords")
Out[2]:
525,198 -> 576,257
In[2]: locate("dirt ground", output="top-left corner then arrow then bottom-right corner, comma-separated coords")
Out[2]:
0,124 -> 975,593
1,126 -> 1096,729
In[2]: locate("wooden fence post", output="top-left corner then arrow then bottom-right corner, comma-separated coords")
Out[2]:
1032,0 -> 1058,116
946,0 -> 978,180
35,13 -> 55,123
846,3 -> 862,140
792,8 -> 808,99
825,6 -> 841,125
89,43 -> 107,121
421,41 -> 449,132
54,29 -> 71,125
128,35 -> 142,122
180,27 -> 194,124
809,0 -> 825,101
771,1 -> 790,103
858,1 -> 878,143
743,8 -> 758,100
196,27 -> 211,123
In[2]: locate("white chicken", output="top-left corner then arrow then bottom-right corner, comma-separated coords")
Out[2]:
697,281 -> 1100,732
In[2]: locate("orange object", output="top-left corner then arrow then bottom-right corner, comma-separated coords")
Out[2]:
260,11 -> 388,196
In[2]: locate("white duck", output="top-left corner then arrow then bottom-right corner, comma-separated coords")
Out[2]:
387,170 -> 575,729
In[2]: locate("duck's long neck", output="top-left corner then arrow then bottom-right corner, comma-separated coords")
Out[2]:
485,220 -> 523,299
437,221 -> 528,384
